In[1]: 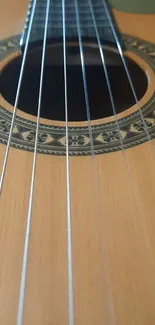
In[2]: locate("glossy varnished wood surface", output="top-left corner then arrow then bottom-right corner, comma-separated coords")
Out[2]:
0,1 -> 155,324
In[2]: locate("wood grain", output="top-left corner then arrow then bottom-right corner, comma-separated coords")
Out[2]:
0,1 -> 155,324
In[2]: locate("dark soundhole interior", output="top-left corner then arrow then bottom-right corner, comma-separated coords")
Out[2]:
0,44 -> 147,121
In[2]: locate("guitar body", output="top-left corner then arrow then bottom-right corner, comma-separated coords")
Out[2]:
0,1 -> 155,324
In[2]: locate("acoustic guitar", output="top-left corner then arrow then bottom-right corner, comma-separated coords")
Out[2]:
0,0 -> 155,324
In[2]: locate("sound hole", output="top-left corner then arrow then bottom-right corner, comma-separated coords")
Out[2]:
0,44 -> 147,122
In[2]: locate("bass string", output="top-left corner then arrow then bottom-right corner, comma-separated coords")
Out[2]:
0,0 -> 38,194
16,0 -> 51,324
0,2 -> 152,325
74,0 -> 116,324
62,1 -> 74,325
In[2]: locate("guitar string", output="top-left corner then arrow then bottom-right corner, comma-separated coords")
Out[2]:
88,0 -> 155,277
101,0 -> 155,262
0,3 -> 152,325
0,0 -> 38,194
75,0 -> 155,322
62,1 -> 74,325
74,0 -> 116,324
88,0 -> 124,151
87,0 -> 138,177
16,0 -> 51,324
101,0 -> 151,143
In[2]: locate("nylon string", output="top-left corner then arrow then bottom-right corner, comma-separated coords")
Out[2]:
74,0 -> 116,324
62,0 -> 74,325
74,0 -> 94,155
101,0 -> 151,142
101,0 -> 155,259
88,0 -> 155,287
16,0 -> 51,324
0,0 -> 38,194
88,0 -> 124,152
0,1 -> 153,325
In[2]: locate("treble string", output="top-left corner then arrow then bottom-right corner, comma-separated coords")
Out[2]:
101,0 -> 151,143
88,0 -> 155,281
16,0 -> 51,324
74,0 -> 116,324
88,0 -> 124,152
0,0 -> 38,194
98,0 -> 155,254
62,1 -> 74,325
74,0 -> 94,156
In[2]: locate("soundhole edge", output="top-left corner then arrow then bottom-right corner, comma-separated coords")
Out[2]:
0,43 -> 148,122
